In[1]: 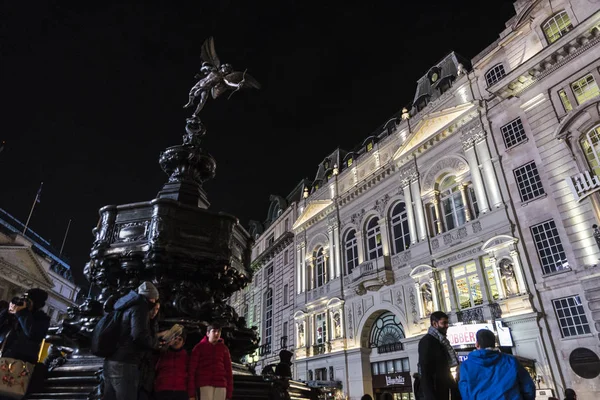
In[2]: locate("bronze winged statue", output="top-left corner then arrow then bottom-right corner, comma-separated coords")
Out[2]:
183,37 -> 261,118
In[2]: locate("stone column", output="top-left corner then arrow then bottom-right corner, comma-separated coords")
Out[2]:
378,217 -> 391,257
301,243 -> 307,293
327,226 -> 335,280
429,276 -> 439,311
489,256 -> 504,299
307,257 -> 315,291
476,136 -> 502,208
402,181 -> 418,245
356,230 -> 365,264
443,269 -> 459,313
411,178 -> 427,241
474,258 -> 490,304
509,250 -> 527,294
333,223 -> 341,278
415,282 -> 424,318
463,142 -> 490,213
459,184 -> 471,222
432,192 -> 443,234
297,243 -> 304,294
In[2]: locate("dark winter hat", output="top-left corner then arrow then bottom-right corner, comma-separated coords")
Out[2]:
25,288 -> 48,308
137,281 -> 159,300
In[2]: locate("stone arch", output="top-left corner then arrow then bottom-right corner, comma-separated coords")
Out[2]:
554,99 -> 600,140
481,235 -> 518,253
421,155 -> 470,192
361,210 -> 382,230
357,307 -> 407,349
307,232 -> 329,254
383,195 -> 407,219
409,264 -> 434,279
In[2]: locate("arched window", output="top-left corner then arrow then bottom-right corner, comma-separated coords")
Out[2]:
368,312 -> 405,351
440,176 -> 467,231
365,217 -> 383,260
390,202 -> 410,254
344,229 -> 359,274
580,125 -> 600,176
543,11 -> 573,44
485,64 -> 506,87
314,247 -> 326,287
264,289 -> 273,345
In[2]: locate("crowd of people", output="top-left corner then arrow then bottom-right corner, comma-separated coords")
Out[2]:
101,281 -> 233,400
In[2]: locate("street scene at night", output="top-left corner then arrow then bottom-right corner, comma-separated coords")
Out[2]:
1,1 -> 600,399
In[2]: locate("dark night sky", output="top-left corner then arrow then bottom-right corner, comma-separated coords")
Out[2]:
0,1 -> 517,283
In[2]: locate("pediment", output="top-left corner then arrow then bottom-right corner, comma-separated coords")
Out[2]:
292,200 -> 333,231
393,102 -> 475,160
0,246 -> 54,288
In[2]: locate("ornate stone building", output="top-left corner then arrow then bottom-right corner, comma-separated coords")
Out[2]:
0,208 -> 80,324
229,183 -> 305,373
472,0 -> 600,397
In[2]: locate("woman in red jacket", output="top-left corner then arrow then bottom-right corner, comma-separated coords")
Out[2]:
154,330 -> 189,400
188,323 -> 233,400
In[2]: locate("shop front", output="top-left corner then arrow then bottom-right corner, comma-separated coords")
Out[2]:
372,372 -> 414,400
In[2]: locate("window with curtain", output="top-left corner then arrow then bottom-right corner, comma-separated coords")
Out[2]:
440,176 -> 467,231
390,202 -> 410,254
366,217 -> 383,260
344,229 -> 359,274
314,247 -> 326,287
315,312 -> 327,344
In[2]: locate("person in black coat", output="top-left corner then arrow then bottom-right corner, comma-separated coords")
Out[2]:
0,288 -> 50,400
418,311 -> 460,400
103,281 -> 161,400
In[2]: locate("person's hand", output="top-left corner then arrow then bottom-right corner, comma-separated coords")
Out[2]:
9,302 -> 26,314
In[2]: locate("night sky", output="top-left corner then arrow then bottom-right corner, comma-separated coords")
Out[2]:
1,1 -> 517,283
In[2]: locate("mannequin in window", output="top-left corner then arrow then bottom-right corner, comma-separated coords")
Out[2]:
421,283 -> 434,316
499,260 -> 519,296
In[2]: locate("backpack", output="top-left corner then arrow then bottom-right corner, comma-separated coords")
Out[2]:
90,310 -> 122,357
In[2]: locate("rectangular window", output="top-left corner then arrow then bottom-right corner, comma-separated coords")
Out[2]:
283,284 -> 289,305
265,263 -> 273,277
531,219 -> 569,274
371,358 -> 410,376
284,250 -> 289,265
453,262 -> 482,309
514,161 -> 545,202
267,234 -> 275,247
439,271 -> 452,312
501,118 -> 527,149
572,74 -> 600,105
284,218 -> 289,231
558,89 -> 573,112
347,157 -> 353,167
552,295 -> 591,337
428,204 -> 439,236
282,321 -> 288,346
315,313 -> 327,344
483,257 -> 499,300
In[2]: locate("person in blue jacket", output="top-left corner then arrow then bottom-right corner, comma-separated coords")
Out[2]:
458,329 -> 535,400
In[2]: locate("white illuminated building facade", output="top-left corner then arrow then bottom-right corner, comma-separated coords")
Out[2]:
235,1 -> 600,399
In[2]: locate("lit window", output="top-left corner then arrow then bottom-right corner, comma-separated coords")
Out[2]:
315,312 -> 327,344
347,157 -> 353,167
439,271 -> 452,312
580,125 -> 600,177
501,118 -> 527,149
440,176 -> 466,231
543,11 -> 573,44
314,247 -> 326,287
552,295 -> 591,337
571,74 -> 600,105
514,161 -> 545,202
365,217 -> 383,260
264,289 -> 273,345
344,229 -> 359,274
453,262 -> 482,309
485,64 -> 506,87
366,142 -> 374,152
531,219 -> 569,274
368,312 -> 405,350
559,89 -> 573,112
390,202 -> 410,254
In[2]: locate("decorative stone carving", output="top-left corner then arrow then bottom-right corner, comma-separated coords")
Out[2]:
396,289 -> 403,305
373,194 -> 391,215
472,221 -> 482,233
421,283 -> 433,317
460,119 -> 484,150
456,306 -> 484,323
489,303 -> 503,319
436,246 -> 481,267
422,157 -> 469,192
409,286 -> 418,324
391,251 -> 411,268
350,209 -> 366,226
431,239 -> 439,250
347,311 -> 353,339
499,259 -> 519,296
357,303 -> 363,318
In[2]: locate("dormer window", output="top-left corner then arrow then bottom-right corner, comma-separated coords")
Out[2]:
543,11 -> 573,44
414,94 -> 430,112
427,67 -> 441,85
324,159 -> 331,169
347,157 -> 353,168
366,141 -> 374,152
485,64 -> 506,87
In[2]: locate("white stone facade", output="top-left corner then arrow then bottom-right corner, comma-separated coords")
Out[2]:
235,1 -> 600,399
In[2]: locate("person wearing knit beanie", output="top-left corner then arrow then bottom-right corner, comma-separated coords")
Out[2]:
137,281 -> 159,302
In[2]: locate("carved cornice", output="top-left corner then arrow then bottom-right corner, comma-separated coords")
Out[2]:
338,163 -> 396,207
460,118 -> 485,150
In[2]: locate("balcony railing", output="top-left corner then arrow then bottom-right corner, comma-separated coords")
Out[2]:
567,170 -> 600,201
456,306 -> 484,323
312,342 -> 330,355
376,341 -> 404,354
257,342 -> 271,357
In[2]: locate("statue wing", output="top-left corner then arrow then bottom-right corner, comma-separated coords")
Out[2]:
225,71 -> 261,89
211,82 -> 230,99
201,37 -> 221,68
